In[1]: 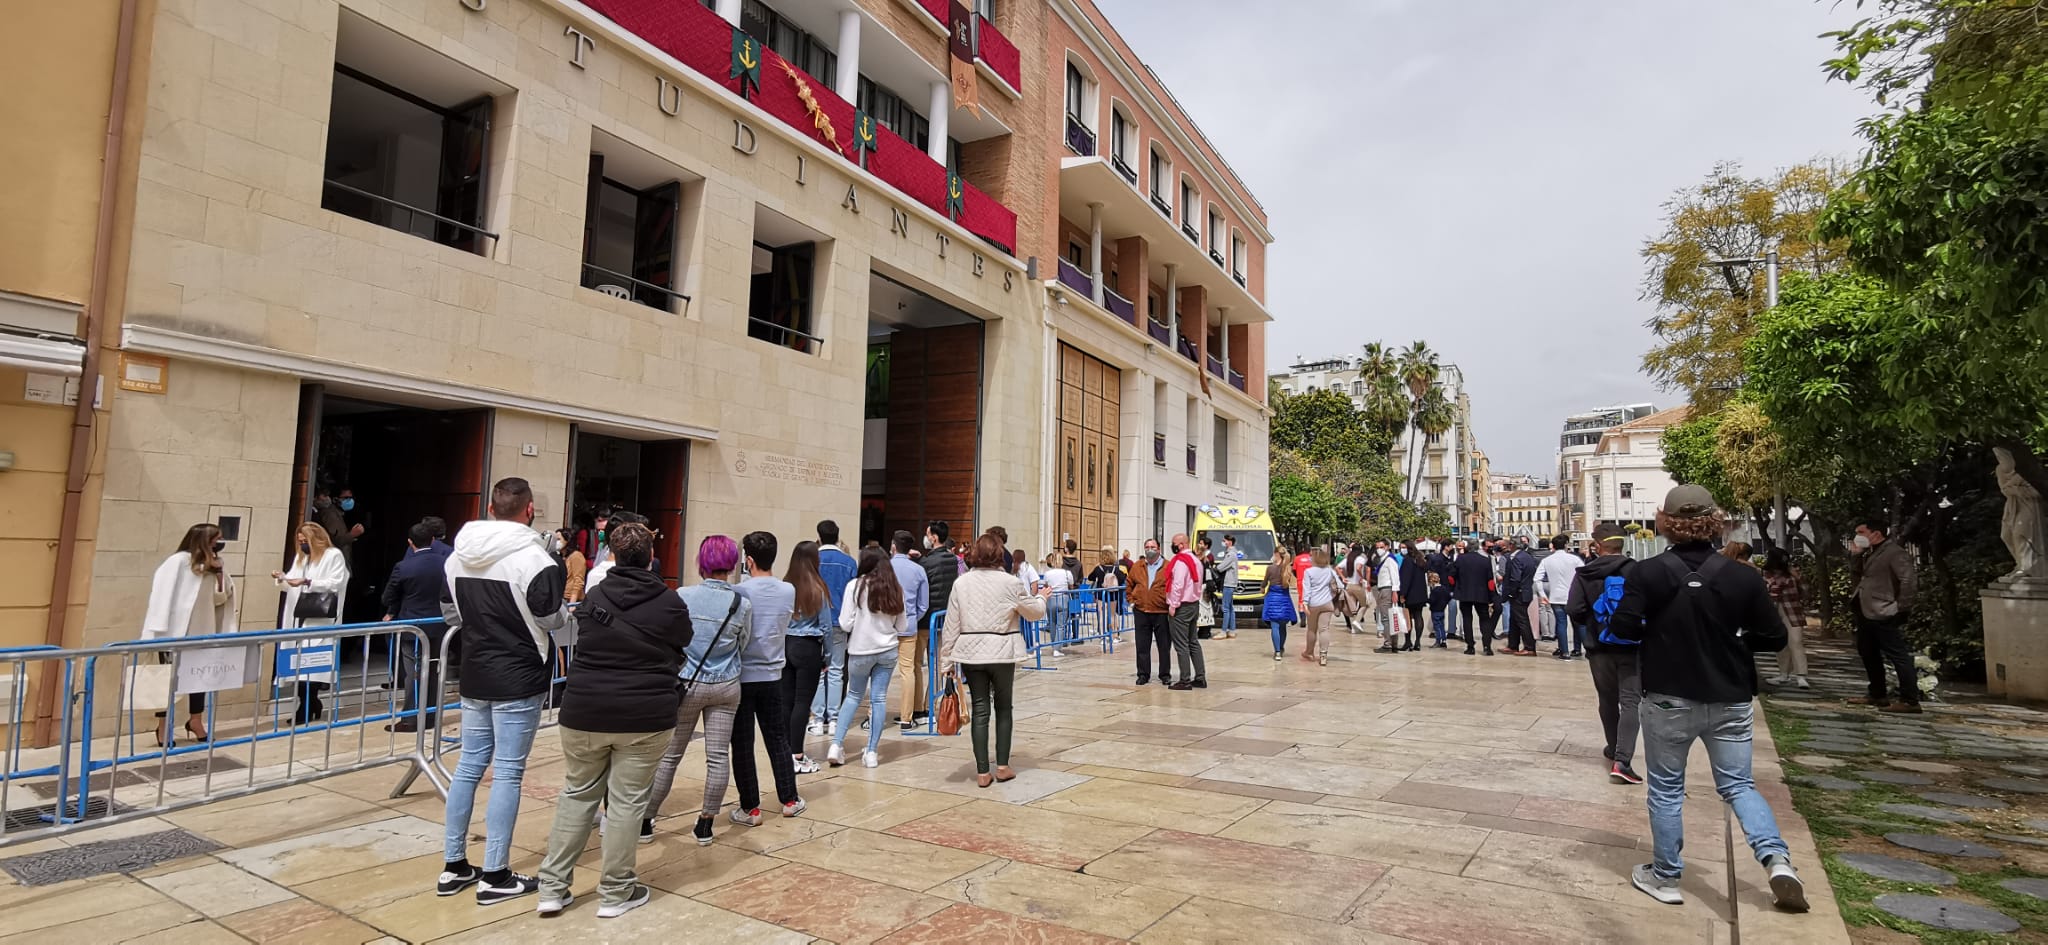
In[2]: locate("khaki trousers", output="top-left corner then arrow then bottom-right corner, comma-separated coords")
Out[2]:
892,630 -> 929,724
538,726 -> 671,905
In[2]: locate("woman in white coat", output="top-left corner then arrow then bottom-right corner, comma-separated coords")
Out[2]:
274,522 -> 349,723
143,523 -> 240,745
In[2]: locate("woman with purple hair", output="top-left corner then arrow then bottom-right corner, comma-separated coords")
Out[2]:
644,535 -> 753,846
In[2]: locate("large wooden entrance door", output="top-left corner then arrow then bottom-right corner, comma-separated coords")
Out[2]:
883,323 -> 983,541
1057,344 -> 1120,555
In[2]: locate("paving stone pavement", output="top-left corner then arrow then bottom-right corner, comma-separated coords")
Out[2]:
0,631 -> 1852,943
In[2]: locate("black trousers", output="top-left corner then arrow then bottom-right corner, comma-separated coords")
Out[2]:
1587,649 -> 1642,766
1506,598 -> 1534,651
781,635 -> 825,757
1459,601 -> 1493,651
1133,610 -> 1172,681
731,679 -> 799,810
1855,612 -> 1918,705
963,663 -> 1016,774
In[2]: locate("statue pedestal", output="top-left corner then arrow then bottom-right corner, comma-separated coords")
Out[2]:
1983,581 -> 2048,701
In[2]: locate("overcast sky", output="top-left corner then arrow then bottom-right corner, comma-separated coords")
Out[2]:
1102,0 -> 1878,478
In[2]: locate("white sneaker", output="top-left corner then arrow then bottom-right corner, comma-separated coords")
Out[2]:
1794,676 -> 1810,689
793,754 -> 820,774
536,892 -> 573,917
826,743 -> 845,767
596,884 -> 651,919
1631,864 -> 1682,905
862,750 -> 879,768
806,718 -> 826,736
1765,856 -> 1809,912
729,807 -> 763,827
783,798 -> 807,817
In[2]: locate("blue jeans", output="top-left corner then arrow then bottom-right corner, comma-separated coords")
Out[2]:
443,694 -> 543,871
1268,620 -> 1288,653
1639,694 -> 1789,879
1430,608 -> 1447,644
833,649 -> 896,755
1219,588 -> 1238,633
1552,605 -> 1573,653
813,629 -> 847,722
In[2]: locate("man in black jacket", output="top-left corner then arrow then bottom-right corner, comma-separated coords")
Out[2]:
1609,485 -> 1806,914
1449,541 -> 1497,655
437,478 -> 569,906
535,522 -> 690,919
1501,538 -> 1539,655
1566,523 -> 1639,784
382,522 -> 450,732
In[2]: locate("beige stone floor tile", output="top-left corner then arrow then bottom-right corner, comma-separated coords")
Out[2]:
1458,829 -> 1745,929
142,861 -> 297,917
1382,721 -> 1565,754
0,873 -> 172,934
772,826 -> 993,892
798,777 -> 971,830
1028,777 -> 1265,834
1380,705 -> 1545,729
1057,763 -> 1195,787
1180,778 -> 1325,805
1402,750 -> 1610,802
1084,829 -> 1386,922
715,811 -> 846,853
934,860 -> 1188,939
218,815 -> 442,886
1309,795 -> 1474,824
1196,755 -> 1401,800
875,902 -> 1125,944
125,918 -> 251,944
1105,705 -> 1272,730
1279,744 -> 1434,777
294,852 -> 446,914
431,888 -> 812,943
1135,897 -> 1425,945
1378,782 -> 1523,817
636,838 -> 785,896
1218,800 -> 1490,871
1232,704 -> 1402,736
162,789 -> 389,848
698,861 -> 949,944
1050,740 -> 1232,777
886,799 -> 1155,870
839,750 -> 1093,804
349,884 -> 530,942
0,900 -> 204,943
1341,866 -> 1716,944
219,897 -> 387,944
1217,723 -> 1364,747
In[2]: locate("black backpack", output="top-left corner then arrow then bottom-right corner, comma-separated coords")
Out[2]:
1657,551 -> 1732,633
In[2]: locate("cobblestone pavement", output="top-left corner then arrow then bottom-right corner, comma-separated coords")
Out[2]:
1764,636 -> 2048,941
3,629 -> 1848,943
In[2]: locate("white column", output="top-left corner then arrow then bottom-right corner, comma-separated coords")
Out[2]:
1164,263 -> 1179,348
834,11 -> 861,102
1087,202 -> 1104,305
926,81 -> 950,164
715,0 -> 741,25
1217,307 -> 1230,374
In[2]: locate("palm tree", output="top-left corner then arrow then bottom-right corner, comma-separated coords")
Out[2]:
1356,343 -> 1406,450
1396,342 -> 1444,501
1407,386 -> 1457,504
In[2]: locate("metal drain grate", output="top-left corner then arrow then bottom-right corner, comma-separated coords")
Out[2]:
3,795 -> 129,832
0,826 -> 219,885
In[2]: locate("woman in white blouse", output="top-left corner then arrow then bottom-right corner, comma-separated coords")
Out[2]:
941,535 -> 1050,787
274,522 -> 349,723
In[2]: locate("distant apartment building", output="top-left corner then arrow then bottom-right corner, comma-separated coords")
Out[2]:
1572,406 -> 1689,531
1556,403 -> 1656,537
1488,472 -> 1557,540
1467,447 -> 1491,535
1270,355 -> 1476,527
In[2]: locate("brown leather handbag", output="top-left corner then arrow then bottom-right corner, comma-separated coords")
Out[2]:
936,671 -> 963,736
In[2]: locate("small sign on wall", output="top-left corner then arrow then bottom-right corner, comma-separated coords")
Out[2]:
118,352 -> 169,394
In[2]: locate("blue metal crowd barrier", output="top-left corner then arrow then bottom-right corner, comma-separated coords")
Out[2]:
1022,586 -> 1126,671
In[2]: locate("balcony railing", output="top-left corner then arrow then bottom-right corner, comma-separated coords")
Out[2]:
1186,444 -> 1197,475
1103,286 -> 1137,326
1146,319 -> 1170,345
1209,249 -> 1226,267
1181,221 -> 1199,243
1153,432 -> 1166,466
584,0 -> 1016,252
1149,192 -> 1172,217
323,179 -> 498,255
1065,115 -> 1096,156
1205,354 -> 1225,379
1175,335 -> 1197,363
1056,257 -> 1094,298
1233,270 -> 1247,287
1229,369 -> 1247,392
1110,153 -> 1137,184
581,262 -> 690,313
972,14 -> 1021,93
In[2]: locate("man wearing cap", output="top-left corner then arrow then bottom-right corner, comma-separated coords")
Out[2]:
1609,485 -> 1806,913
1568,522 -> 1640,784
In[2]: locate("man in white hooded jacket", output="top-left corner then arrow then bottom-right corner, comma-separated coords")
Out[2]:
435,477 -> 569,906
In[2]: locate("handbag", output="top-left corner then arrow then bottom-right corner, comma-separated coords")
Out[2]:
1197,599 -> 1216,628
124,662 -> 175,712
936,671 -> 962,736
293,589 -> 338,620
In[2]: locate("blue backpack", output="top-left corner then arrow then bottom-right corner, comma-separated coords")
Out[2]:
1591,574 -> 1634,646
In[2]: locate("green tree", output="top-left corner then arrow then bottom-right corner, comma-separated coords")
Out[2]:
1268,388 -> 1388,468
1661,409 -> 1733,508
1639,161 -> 1850,406
1269,470 -> 1358,550
1823,0 -> 2048,107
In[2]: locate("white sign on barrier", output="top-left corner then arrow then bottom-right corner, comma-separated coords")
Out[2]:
177,646 -> 259,694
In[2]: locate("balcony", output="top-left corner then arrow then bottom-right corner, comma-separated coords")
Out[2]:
1146,318 -> 1170,345
1110,154 -> 1137,184
1229,368 -> 1246,392
1149,192 -> 1172,217
1175,334 -> 1197,363
1065,115 -> 1096,156
972,14 -> 1022,96
1056,257 -> 1094,298
1205,353 -> 1225,379
1103,286 -> 1137,326
585,0 -> 1017,252
1153,432 -> 1166,466
1056,156 -> 1273,323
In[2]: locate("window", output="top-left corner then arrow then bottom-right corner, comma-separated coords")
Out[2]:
1152,498 -> 1165,542
1148,146 -> 1170,215
1426,431 -> 1443,446
1063,61 -> 1094,155
1620,482 -> 1634,499
322,13 -> 506,255
1185,398 -> 1199,476
1066,239 -> 1085,268
1207,207 -> 1225,265
1065,62 -> 1084,120
581,139 -> 687,312
1109,108 -> 1135,182
742,0 -> 835,86
1213,415 -> 1229,483
1431,481 -> 1444,503
748,206 -> 824,354
1180,180 -> 1199,242
1231,234 -> 1247,284
858,77 -> 930,153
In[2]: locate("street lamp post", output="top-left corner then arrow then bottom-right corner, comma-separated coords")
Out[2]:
1702,241 -> 1786,550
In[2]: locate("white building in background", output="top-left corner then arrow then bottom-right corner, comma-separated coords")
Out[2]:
1575,406 -> 1690,529
1270,354 -> 1477,527
1488,473 -> 1558,538
1556,403 -> 1656,538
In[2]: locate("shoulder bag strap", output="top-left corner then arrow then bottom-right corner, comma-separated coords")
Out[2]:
680,590 -> 743,697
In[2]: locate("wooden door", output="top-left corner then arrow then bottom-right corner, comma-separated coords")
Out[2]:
641,440 -> 690,586
883,323 -> 983,540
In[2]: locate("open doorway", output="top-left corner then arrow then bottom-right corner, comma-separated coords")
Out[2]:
864,271 -> 984,548
565,429 -> 689,585
288,386 -> 492,625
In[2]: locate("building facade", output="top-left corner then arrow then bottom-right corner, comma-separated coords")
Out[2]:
1556,402 -> 1655,538
1573,406 -> 1688,531
1487,473 -> 1557,540
1269,355 -> 1474,528
1467,447 -> 1491,536
4,0 -> 1275,734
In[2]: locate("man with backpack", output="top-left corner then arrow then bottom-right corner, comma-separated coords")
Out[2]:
1608,485 -> 1806,914
1567,523 -> 1640,784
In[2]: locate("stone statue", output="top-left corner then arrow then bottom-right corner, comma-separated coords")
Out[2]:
1996,448 -> 2048,584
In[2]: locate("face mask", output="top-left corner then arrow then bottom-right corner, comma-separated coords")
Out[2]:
298,542 -> 310,555
338,498 -> 355,512
596,529 -> 607,544
1144,549 -> 1160,560
212,540 -> 226,554
925,536 -> 937,550
1853,534 -> 1872,550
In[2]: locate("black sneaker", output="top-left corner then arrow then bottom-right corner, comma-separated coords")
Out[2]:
475,872 -> 539,906
1157,677 -> 1173,687
1611,762 -> 1644,785
639,818 -> 655,844
692,816 -> 715,846
1167,681 -> 1194,691
436,865 -> 481,897
1192,679 -> 1207,689
1603,746 -> 1615,762
1135,676 -> 1149,686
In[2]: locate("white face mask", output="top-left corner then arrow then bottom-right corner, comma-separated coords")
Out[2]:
1853,534 -> 1873,550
